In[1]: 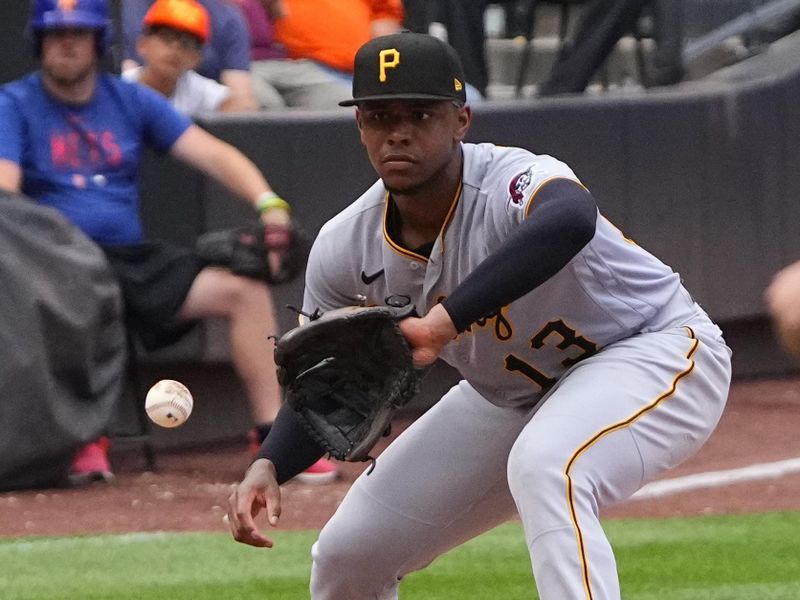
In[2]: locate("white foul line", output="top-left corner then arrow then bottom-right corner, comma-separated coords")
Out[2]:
631,457 -> 800,501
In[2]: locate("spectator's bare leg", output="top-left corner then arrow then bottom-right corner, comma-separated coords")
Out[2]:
178,267 -> 282,424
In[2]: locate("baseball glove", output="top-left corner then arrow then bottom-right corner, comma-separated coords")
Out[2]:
196,220 -> 309,285
275,305 -> 422,463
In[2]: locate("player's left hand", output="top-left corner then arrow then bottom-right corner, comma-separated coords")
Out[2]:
227,459 -> 282,548
398,303 -> 458,367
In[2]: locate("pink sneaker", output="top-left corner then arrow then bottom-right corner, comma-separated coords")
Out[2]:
69,437 -> 114,485
247,429 -> 262,459
294,457 -> 339,484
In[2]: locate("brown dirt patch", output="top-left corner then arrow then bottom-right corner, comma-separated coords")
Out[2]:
1,376 -> 799,538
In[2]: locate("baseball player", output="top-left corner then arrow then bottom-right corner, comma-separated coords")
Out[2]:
228,32 -> 732,599
0,0 -> 336,484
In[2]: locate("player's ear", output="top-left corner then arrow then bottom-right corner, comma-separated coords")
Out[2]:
355,108 -> 367,143
453,104 -> 471,142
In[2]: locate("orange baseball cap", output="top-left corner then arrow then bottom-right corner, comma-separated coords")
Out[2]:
143,0 -> 210,44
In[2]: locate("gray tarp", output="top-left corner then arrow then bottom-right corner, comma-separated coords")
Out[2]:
0,192 -> 126,490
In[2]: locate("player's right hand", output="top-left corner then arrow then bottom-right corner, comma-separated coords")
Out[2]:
399,303 -> 457,367
227,458 -> 282,548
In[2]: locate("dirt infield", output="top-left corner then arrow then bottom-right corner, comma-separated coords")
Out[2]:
1,376 -> 799,538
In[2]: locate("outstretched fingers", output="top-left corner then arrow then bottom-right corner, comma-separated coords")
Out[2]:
226,462 -> 283,548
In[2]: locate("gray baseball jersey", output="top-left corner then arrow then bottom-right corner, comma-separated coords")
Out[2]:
305,142 -> 690,408
305,142 -> 731,599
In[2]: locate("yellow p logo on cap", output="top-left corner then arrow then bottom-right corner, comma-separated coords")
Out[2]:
378,49 -> 400,82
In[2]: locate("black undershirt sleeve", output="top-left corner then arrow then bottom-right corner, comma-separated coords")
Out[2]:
255,404 -> 326,485
441,178 -> 598,333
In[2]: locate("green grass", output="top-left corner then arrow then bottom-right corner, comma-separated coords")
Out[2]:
2,512 -> 800,599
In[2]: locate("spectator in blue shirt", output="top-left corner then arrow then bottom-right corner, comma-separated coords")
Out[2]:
0,0 -> 337,485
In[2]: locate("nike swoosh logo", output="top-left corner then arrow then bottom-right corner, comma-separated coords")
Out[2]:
360,269 -> 385,284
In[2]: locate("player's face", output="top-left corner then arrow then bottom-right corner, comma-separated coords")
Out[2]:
40,28 -> 97,85
356,100 -> 471,195
137,27 -> 203,81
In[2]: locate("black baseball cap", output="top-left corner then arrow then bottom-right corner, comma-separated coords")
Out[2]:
339,31 -> 467,107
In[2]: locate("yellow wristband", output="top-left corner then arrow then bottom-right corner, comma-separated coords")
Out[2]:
255,191 -> 291,214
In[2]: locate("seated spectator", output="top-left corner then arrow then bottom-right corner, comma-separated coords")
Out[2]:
122,0 -> 259,110
231,0 -> 351,110
0,0 -> 337,485
123,0 -> 238,116
268,0 -> 404,86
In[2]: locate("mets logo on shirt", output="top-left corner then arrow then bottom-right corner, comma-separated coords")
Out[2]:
508,167 -> 534,207
59,0 -> 78,10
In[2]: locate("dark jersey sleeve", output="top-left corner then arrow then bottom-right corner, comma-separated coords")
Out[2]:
441,178 -> 598,332
255,404 -> 326,485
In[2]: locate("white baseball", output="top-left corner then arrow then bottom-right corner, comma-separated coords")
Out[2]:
145,379 -> 193,428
